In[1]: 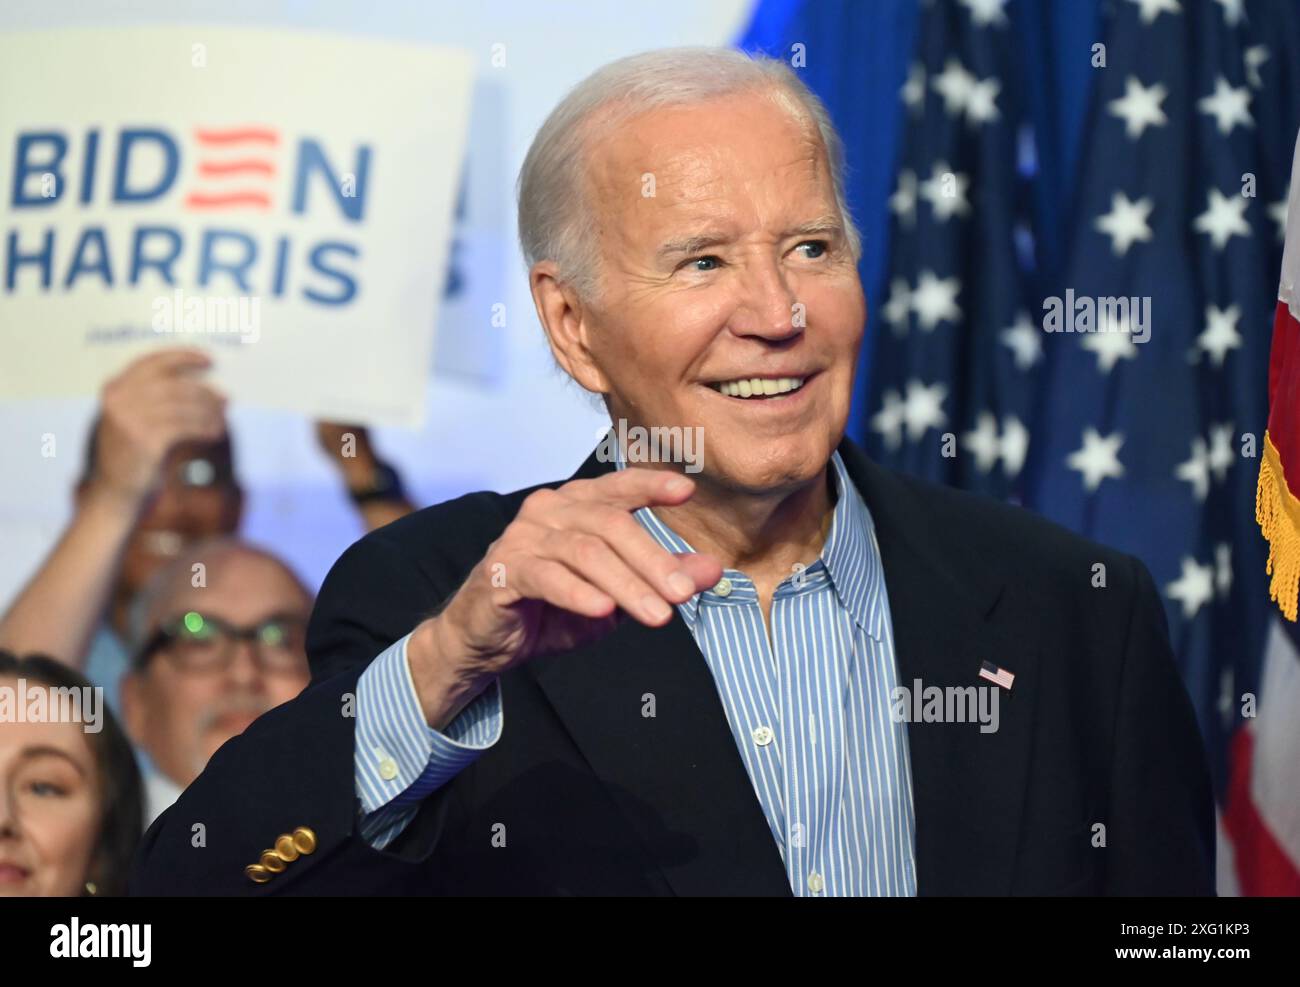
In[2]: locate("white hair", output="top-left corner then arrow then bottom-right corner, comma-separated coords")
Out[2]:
516,46 -> 862,303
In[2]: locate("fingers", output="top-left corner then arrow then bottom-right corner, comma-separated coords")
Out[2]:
512,558 -> 616,620
113,348 -> 213,386
542,529 -> 677,625
561,504 -> 701,606
562,467 -> 696,511
136,379 -> 228,443
504,468 -> 720,627
675,551 -> 725,593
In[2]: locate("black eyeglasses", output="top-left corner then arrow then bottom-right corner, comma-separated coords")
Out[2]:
135,611 -> 308,674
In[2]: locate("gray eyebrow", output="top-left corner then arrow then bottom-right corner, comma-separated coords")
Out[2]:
655,217 -> 844,262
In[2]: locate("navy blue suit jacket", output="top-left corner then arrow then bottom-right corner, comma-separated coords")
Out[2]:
130,439 -> 1214,895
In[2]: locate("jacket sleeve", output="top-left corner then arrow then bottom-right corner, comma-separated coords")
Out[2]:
129,526 -> 467,896
1102,556 -> 1216,895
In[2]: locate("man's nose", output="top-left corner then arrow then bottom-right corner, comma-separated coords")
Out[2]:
224,638 -> 265,687
729,256 -> 803,341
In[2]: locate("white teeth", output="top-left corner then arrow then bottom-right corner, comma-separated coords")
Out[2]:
713,377 -> 806,399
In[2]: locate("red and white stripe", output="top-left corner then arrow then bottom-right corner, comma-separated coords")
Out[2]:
1222,128 -> 1300,896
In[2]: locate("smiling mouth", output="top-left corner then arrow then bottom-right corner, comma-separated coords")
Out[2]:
0,863 -> 31,885
706,375 -> 810,400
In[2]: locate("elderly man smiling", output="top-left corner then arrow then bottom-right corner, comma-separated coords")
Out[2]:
132,47 -> 1212,897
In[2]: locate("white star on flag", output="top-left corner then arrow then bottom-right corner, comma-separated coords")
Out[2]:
1244,45 -> 1269,89
871,390 -> 906,450
901,62 -> 926,113
1127,0 -> 1181,26
958,0 -> 1009,28
1196,304 -> 1243,366
999,416 -> 1030,477
1269,196 -> 1288,241
1175,425 -> 1235,500
1068,428 -> 1125,491
882,277 -> 913,335
1167,556 -> 1215,619
1208,423 -> 1235,481
910,270 -> 962,330
889,169 -> 918,227
1197,76 -> 1253,135
1095,192 -> 1154,255
1215,543 -> 1233,596
1175,436 -> 1212,500
1081,315 -> 1139,373
1108,77 -> 1168,139
931,58 -> 976,116
920,163 -> 971,221
964,412 -> 1002,473
999,311 -> 1043,370
964,76 -> 1001,126
902,379 -> 948,441
1193,188 -> 1251,250
1213,0 -> 1245,27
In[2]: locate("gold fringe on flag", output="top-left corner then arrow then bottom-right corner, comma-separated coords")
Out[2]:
1257,430 -> 1300,621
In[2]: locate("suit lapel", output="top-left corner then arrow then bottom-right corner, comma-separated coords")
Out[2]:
526,448 -> 791,896
839,440 -> 1038,895
526,440 -> 1037,896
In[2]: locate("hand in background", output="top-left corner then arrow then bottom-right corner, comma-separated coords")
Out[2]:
90,349 -> 227,511
314,421 -> 415,531
0,348 -> 227,668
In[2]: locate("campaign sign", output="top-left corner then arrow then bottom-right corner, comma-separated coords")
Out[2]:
0,27 -> 474,426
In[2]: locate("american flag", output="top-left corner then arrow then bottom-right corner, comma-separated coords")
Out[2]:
864,0 -> 1300,894
979,660 -> 1016,690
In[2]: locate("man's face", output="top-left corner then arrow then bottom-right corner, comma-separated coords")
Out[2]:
574,90 -> 866,494
113,441 -> 242,600
122,550 -> 310,788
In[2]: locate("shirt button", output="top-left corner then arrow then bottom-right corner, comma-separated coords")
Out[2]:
713,577 -> 733,597
752,725 -> 774,747
808,871 -> 825,894
378,757 -> 398,781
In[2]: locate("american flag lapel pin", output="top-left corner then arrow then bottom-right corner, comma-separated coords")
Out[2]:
979,660 -> 1015,691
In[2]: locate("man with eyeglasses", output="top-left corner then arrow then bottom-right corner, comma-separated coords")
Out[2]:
119,538 -> 312,823
0,349 -> 414,715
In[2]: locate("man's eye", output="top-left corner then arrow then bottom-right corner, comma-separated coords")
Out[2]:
796,240 -> 828,259
684,255 -> 722,272
259,623 -> 287,647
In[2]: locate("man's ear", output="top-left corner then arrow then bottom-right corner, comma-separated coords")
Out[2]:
529,261 -> 611,394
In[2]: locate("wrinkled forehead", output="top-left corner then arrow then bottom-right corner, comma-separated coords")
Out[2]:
582,91 -> 836,245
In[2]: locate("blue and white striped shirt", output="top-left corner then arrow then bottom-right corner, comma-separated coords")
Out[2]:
354,451 -> 916,895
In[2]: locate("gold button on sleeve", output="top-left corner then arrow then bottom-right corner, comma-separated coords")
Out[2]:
260,850 -> 287,873
274,834 -> 300,862
245,864 -> 272,884
292,827 -> 318,855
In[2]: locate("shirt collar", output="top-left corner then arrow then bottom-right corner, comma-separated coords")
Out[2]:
614,446 -> 886,639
